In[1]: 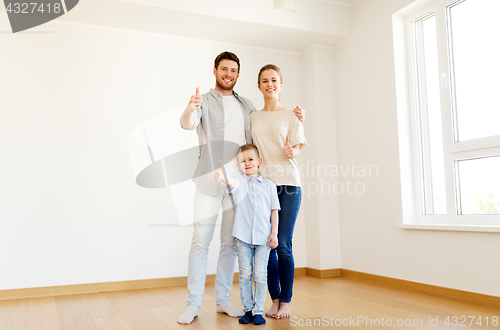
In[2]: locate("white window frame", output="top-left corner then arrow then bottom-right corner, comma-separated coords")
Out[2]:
393,0 -> 500,232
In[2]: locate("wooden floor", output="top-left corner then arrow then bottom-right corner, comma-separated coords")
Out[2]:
1,276 -> 498,329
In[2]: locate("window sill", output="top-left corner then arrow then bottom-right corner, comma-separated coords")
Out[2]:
398,223 -> 500,233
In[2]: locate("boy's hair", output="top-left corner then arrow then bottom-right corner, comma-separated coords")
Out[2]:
214,51 -> 240,73
238,144 -> 260,158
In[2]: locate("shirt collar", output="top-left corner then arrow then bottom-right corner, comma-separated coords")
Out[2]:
243,174 -> 264,183
209,88 -> 239,99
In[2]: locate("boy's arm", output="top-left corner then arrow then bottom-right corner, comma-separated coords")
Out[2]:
267,209 -> 279,249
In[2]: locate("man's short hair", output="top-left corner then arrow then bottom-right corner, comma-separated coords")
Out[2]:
214,51 -> 240,73
238,144 -> 260,158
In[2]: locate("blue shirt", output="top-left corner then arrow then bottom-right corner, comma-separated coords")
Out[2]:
229,174 -> 280,246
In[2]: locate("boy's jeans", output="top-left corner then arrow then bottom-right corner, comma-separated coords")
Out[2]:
235,238 -> 271,315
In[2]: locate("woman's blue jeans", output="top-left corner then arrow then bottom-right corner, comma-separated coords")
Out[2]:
267,186 -> 302,303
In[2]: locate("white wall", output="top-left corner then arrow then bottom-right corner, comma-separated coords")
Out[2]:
0,14 -> 306,290
301,45 -> 341,270
4,0 -> 498,299
334,0 -> 500,297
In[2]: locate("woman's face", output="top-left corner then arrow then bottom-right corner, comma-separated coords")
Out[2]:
258,69 -> 282,99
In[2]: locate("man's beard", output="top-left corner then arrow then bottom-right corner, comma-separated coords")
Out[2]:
216,77 -> 237,91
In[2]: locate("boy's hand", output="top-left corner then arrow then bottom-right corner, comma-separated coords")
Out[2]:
283,135 -> 294,158
216,163 -> 235,188
267,233 -> 278,249
187,87 -> 202,113
214,165 -> 225,183
293,106 -> 305,122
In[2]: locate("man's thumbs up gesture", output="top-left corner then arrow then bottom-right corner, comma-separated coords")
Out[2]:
283,135 -> 295,159
187,87 -> 202,112
180,87 -> 202,129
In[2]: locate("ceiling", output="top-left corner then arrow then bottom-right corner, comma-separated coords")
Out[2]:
1,0 -> 354,52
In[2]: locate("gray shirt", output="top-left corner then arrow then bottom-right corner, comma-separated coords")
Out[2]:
184,88 -> 256,196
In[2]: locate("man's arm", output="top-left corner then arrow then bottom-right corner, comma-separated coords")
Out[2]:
180,87 -> 202,130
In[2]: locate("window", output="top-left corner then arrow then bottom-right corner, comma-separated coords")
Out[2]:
395,0 -> 500,228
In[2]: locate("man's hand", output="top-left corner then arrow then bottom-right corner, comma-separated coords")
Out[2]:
187,87 -> 202,113
267,233 -> 278,249
283,135 -> 294,158
293,106 -> 305,122
180,87 -> 202,129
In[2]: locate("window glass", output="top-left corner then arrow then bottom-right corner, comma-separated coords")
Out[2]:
413,14 -> 447,214
456,156 -> 500,215
448,0 -> 500,141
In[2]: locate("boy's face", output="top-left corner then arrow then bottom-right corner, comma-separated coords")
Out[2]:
237,149 -> 262,176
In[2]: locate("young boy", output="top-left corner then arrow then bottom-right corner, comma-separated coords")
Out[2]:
214,144 -> 280,325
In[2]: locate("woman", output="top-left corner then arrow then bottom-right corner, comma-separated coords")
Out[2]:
250,64 -> 307,319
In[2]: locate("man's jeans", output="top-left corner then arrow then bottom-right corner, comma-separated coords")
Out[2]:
235,238 -> 271,315
187,189 -> 236,309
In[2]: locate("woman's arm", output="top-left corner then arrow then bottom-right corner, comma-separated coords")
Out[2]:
290,145 -> 301,159
283,135 -> 301,159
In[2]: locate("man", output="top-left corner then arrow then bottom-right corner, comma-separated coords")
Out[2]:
178,51 -> 304,324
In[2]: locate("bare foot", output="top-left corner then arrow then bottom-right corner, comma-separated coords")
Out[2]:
265,299 -> 280,318
276,302 -> 292,319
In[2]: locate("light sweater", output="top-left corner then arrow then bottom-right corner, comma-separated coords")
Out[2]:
250,109 -> 307,187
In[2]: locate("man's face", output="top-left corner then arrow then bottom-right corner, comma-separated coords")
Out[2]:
214,59 -> 240,92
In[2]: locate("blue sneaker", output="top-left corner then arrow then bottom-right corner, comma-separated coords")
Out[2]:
239,311 -> 253,324
253,314 -> 266,325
